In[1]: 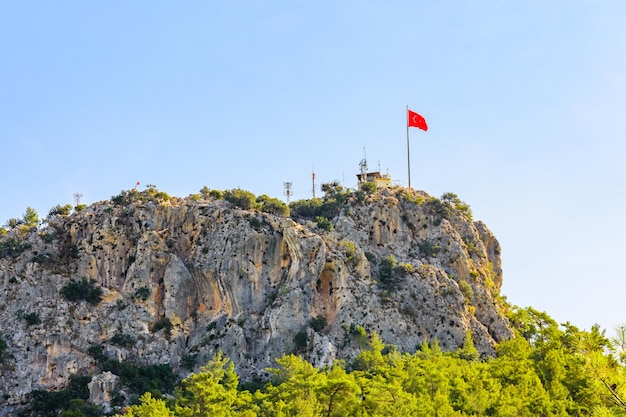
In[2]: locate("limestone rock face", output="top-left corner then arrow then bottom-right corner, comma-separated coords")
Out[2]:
88,371 -> 121,414
0,187 -> 513,410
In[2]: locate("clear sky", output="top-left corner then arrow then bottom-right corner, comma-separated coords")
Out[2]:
1,2 -> 625,335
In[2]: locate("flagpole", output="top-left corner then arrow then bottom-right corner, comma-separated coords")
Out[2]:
406,105 -> 411,188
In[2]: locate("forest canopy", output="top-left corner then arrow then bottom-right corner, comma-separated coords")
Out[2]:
115,308 -> 626,417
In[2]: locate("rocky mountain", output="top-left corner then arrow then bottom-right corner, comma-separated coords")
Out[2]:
0,186 -> 512,412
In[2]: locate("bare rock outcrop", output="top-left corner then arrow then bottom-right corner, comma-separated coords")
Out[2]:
88,371 -> 121,413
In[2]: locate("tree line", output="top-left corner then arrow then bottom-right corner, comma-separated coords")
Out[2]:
116,307 -> 626,417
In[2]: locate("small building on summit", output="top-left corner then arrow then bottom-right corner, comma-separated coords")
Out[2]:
356,153 -> 392,190
356,171 -> 392,189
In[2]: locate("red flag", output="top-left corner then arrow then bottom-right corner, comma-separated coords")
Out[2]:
408,109 -> 428,131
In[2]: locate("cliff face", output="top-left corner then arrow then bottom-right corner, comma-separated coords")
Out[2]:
0,187 -> 512,408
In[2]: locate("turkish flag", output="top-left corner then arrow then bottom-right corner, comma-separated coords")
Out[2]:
408,109 -> 428,131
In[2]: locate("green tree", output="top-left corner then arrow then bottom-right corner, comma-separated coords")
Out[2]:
257,194 -> 290,217
448,360 -> 497,416
508,306 -> 557,344
116,393 -> 174,417
508,307 -> 621,415
174,351 -> 256,417
48,204 -> 73,217
200,186 -> 210,199
440,192 -> 473,221
5,217 -> 23,228
379,255 -> 397,288
575,325 -> 626,413
403,340 -> 455,416
59,398 -> 101,417
23,206 -> 39,228
262,354 -> 323,417
360,182 -> 377,195
321,182 -> 350,200
348,335 -> 422,416
224,188 -> 260,210
28,376 -> 94,417
60,278 -> 103,305
289,198 -> 323,219
209,189 -> 223,200
309,316 -> 328,332
612,323 -> 626,365
0,238 -> 32,258
289,181 -> 356,221
315,365 -> 360,417
314,216 -> 333,231
112,189 -> 144,205
319,182 -> 351,218
489,336 -> 555,416
457,331 -> 479,361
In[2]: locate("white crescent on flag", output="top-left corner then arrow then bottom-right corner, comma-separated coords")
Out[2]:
407,109 -> 428,131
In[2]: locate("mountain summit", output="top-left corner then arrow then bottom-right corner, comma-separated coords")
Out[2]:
0,185 -> 512,410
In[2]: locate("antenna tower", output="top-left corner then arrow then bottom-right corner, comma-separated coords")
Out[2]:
312,169 -> 316,199
283,182 -> 293,204
73,192 -> 83,207
359,147 -> 368,187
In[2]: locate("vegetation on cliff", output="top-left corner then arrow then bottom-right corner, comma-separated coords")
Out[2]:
15,308 -> 626,416
112,309 -> 626,417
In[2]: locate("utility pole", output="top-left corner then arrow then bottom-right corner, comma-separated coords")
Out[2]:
283,182 -> 293,204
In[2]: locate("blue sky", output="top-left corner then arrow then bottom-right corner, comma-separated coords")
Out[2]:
1,1 -> 625,335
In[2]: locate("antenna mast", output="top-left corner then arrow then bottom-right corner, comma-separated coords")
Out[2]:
283,182 -> 293,204
73,192 -> 83,207
359,147 -> 368,188
312,169 -> 316,199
